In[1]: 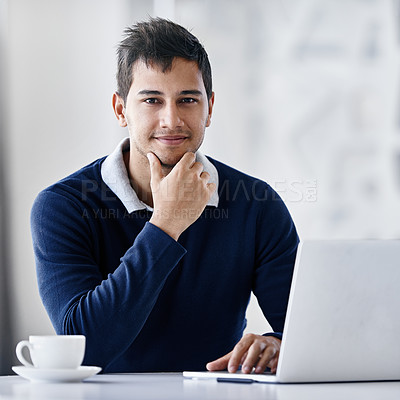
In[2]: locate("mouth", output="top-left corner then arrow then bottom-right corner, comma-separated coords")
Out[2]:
154,136 -> 188,146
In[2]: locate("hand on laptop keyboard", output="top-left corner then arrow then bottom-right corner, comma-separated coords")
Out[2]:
206,333 -> 281,374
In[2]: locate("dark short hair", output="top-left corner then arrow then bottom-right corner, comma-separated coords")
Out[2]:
116,17 -> 213,103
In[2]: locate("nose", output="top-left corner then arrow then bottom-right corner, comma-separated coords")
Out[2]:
160,102 -> 184,130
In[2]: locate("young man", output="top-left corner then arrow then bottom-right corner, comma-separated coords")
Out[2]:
31,18 -> 299,374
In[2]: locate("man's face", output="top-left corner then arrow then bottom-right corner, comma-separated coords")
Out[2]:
117,57 -> 214,169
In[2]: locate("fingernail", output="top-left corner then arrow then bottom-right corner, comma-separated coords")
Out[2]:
255,366 -> 263,373
242,365 -> 251,374
228,365 -> 236,373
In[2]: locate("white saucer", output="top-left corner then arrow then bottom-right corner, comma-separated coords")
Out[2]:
12,366 -> 102,383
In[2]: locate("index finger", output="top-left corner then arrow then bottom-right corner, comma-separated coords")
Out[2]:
227,337 -> 253,373
147,152 -> 163,184
176,152 -> 196,168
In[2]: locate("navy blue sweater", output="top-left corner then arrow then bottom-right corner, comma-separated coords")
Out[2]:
31,156 -> 299,373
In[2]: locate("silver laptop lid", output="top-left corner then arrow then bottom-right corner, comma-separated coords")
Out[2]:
278,240 -> 400,383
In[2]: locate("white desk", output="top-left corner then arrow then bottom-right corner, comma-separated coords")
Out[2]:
0,373 -> 399,400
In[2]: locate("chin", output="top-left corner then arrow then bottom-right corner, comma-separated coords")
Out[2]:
159,159 -> 180,169
157,152 -> 187,169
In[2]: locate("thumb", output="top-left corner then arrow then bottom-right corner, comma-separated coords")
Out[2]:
147,152 -> 163,184
206,352 -> 232,371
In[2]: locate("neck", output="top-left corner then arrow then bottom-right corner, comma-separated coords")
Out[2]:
124,151 -> 154,207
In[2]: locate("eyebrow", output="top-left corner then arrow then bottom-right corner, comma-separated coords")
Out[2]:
180,90 -> 203,96
137,89 -> 203,97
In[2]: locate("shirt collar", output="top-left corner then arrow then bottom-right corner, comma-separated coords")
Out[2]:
101,137 -> 219,213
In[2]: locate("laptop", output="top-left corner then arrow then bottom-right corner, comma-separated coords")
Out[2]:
184,240 -> 400,383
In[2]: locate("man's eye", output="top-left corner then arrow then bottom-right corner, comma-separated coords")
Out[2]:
145,98 -> 159,104
181,98 -> 197,104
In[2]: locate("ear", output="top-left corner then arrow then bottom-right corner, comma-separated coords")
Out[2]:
205,92 -> 215,127
112,92 -> 127,127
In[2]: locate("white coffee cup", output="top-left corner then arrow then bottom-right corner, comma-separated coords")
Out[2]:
16,335 -> 86,369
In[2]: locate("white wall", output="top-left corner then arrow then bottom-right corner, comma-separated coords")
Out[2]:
4,0 -> 400,367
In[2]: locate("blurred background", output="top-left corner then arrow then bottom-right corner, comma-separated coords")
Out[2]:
1,0 -> 400,374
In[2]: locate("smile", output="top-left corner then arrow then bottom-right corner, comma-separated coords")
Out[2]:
154,136 -> 188,146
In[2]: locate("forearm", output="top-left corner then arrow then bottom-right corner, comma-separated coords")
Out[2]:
253,190 -> 299,333
36,222 -> 186,368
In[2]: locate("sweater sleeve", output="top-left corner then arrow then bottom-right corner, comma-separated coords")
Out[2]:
252,188 -> 299,335
30,189 -> 186,368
